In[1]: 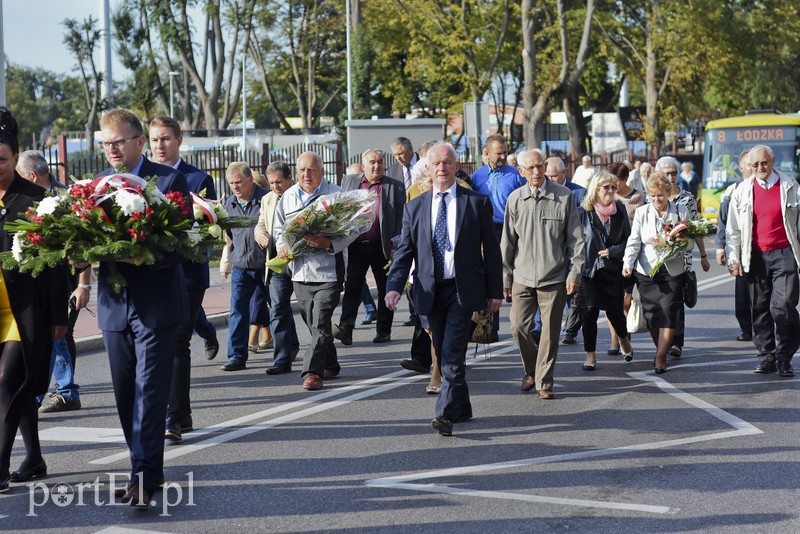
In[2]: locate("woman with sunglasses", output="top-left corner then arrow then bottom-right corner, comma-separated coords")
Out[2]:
578,172 -> 633,370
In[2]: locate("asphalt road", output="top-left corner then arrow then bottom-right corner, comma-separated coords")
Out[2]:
1,256 -> 799,533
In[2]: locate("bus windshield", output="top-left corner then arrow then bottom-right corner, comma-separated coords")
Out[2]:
704,126 -> 800,192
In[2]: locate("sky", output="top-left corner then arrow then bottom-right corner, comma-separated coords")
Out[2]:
4,1 -> 127,76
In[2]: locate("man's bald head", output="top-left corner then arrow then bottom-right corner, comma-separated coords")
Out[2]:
545,156 -> 566,185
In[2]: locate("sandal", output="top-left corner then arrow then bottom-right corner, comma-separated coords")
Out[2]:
425,385 -> 441,395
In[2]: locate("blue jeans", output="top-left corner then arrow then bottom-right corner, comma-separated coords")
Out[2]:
268,271 -> 300,368
37,337 -> 80,404
194,306 -> 216,341
227,267 -> 268,363
362,283 -> 376,315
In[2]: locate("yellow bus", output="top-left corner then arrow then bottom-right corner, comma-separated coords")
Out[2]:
700,112 -> 800,223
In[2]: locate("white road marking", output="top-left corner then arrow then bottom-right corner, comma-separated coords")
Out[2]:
90,344 -> 520,465
365,357 -> 763,515
93,527 -> 172,534
35,427 -> 126,443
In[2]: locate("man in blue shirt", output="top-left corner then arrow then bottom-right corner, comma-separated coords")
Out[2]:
471,134 -> 525,342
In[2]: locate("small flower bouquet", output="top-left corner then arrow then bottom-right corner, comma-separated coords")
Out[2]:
266,189 -> 378,274
648,218 -> 714,277
189,191 -> 255,242
0,173 -> 253,291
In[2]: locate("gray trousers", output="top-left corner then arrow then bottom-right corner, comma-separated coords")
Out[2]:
509,282 -> 568,391
293,281 -> 343,378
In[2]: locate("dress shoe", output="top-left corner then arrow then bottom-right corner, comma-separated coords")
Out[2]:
322,369 -> 340,380
164,420 -> 182,442
221,359 -> 246,371
736,332 -> 753,342
248,344 -> 259,353
778,363 -> 795,377
123,485 -> 152,507
266,365 -> 292,375
654,358 -> 667,374
607,347 -> 620,356
401,359 -> 430,373
537,389 -> 555,399
303,373 -> 323,390
179,416 -> 194,433
582,362 -> 596,371
521,374 -> 536,392
623,349 -> 635,363
403,317 -> 416,327
0,474 -> 9,493
204,336 -> 220,360
561,334 -> 576,345
361,311 -> 376,325
431,416 -> 453,436
373,333 -> 391,343
332,324 -> 353,345
425,384 -> 441,395
9,460 -> 47,483
754,360 -> 777,374
668,346 -> 682,359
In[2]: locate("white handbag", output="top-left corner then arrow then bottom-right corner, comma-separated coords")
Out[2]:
626,287 -> 648,334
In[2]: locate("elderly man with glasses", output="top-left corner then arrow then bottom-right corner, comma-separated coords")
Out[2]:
501,149 -> 584,399
727,144 -> 800,378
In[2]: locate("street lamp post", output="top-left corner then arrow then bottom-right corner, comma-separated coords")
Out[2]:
168,71 -> 180,118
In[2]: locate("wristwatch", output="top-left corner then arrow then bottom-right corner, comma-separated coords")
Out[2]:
78,284 -> 92,292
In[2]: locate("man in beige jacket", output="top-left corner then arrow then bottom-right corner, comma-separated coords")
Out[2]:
501,149 -> 584,399
254,161 -> 300,374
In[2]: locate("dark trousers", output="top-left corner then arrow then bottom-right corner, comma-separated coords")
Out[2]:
193,306 -> 216,341
268,271 -> 300,368
294,281 -> 342,378
104,311 -> 179,494
167,289 -> 206,424
427,280 -> 473,421
564,293 -> 583,337
339,241 -> 392,335
747,247 -> 800,364
735,273 -> 753,335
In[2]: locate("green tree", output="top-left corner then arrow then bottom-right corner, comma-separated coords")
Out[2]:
63,16 -> 105,149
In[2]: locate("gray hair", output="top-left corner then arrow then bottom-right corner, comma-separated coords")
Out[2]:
390,137 -> 413,152
655,156 -> 680,172
18,150 -> 49,177
417,139 -> 438,158
546,156 -> 565,172
749,144 -> 774,160
226,161 -> 253,179
297,151 -> 323,170
361,148 -> 385,163
582,155 -> 592,164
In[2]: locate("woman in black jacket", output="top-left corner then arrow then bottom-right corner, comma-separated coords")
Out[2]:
579,171 -> 633,370
0,108 -> 69,492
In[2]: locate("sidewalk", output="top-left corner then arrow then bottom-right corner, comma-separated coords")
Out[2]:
73,266 -> 379,351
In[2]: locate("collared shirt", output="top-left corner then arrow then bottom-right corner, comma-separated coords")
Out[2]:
755,171 -> 780,190
359,175 -> 382,243
129,155 -> 144,177
471,163 -> 525,224
430,181 -> 457,279
170,157 -> 184,170
298,184 -> 321,206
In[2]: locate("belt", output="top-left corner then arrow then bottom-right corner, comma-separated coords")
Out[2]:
435,278 -> 456,285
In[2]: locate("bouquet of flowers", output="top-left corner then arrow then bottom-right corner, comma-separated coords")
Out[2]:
0,173 -> 253,291
266,189 -> 378,274
189,191 -> 255,243
648,218 -> 714,277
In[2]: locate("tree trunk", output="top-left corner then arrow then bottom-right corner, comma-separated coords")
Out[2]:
521,0 -> 538,148
563,93 -> 588,155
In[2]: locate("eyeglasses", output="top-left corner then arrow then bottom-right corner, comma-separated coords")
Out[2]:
519,163 -> 546,172
101,136 -> 140,150
664,171 -> 678,177
601,184 -> 618,191
750,161 -> 771,169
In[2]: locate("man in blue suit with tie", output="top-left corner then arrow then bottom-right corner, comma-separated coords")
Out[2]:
149,115 -> 217,442
96,108 -> 190,506
386,143 -> 503,437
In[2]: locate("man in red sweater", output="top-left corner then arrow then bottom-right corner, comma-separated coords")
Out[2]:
726,144 -> 800,377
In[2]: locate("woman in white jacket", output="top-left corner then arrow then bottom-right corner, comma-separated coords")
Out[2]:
622,173 -> 691,374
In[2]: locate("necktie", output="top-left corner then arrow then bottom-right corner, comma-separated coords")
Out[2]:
433,192 -> 452,281
532,188 -> 540,200
404,165 -> 412,188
